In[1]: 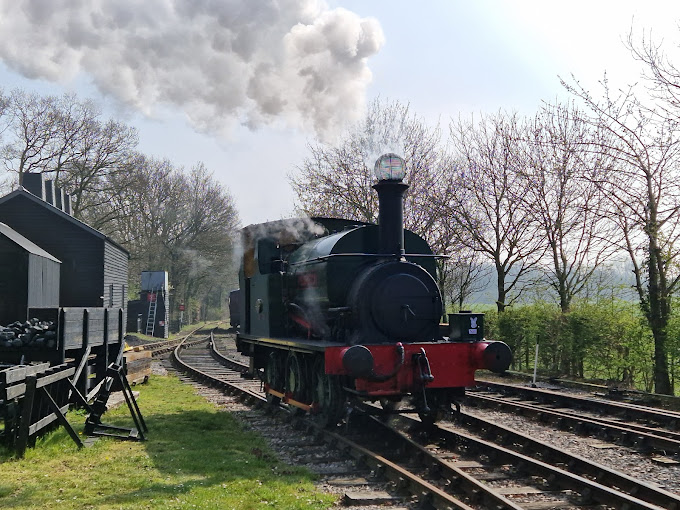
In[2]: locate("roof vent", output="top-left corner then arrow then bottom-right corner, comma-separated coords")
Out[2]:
20,172 -> 73,215
22,173 -> 46,201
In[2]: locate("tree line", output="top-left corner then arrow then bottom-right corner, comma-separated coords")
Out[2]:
290,34 -> 680,395
0,89 -> 240,324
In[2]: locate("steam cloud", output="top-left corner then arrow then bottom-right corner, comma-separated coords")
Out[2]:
232,216 -> 325,274
0,1 -> 384,138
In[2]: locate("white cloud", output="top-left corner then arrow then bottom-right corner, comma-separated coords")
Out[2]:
0,0 -> 384,140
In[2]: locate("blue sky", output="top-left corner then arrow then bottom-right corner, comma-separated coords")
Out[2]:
1,1 -> 678,225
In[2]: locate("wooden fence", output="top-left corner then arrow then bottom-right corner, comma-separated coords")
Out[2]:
0,307 -> 130,456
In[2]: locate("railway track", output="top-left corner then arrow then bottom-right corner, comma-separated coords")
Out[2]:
470,381 -> 680,455
134,324 -> 213,356
496,372 -> 680,412
476,380 -> 680,429
446,411 -> 680,509
166,331 -> 678,509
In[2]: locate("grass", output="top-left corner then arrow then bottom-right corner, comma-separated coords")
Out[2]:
0,374 -> 337,509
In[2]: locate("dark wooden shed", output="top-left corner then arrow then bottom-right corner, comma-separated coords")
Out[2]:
0,222 -> 61,324
0,186 -> 129,310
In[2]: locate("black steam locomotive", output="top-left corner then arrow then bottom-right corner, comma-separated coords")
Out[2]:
234,154 -> 511,425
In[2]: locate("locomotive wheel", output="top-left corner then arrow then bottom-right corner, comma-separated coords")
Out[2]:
265,352 -> 283,405
286,353 -> 307,414
311,359 -> 344,427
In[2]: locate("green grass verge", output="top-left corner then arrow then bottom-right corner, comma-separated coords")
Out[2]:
0,375 -> 337,509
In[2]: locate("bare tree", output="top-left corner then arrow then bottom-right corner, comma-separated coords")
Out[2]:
563,74 -> 680,395
290,98 -> 447,226
627,28 -> 680,120
0,89 -> 139,219
155,163 -> 240,318
103,156 -> 240,320
58,118 -> 138,220
102,155 -> 179,253
0,89 -> 11,193
448,111 -> 546,312
441,247 -> 491,312
2,90 -> 62,184
2,91 -> 92,184
522,102 -> 615,313
0,88 -> 9,136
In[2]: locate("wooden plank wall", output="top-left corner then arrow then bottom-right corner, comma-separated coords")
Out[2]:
107,308 -> 121,344
61,308 -> 86,350
87,308 -> 105,347
103,242 -> 128,309
27,255 -> 60,308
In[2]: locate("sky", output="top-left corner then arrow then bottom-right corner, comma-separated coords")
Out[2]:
1,1 -> 679,226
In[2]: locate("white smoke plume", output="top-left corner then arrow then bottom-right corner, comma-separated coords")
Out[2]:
0,1 -> 384,139
232,216 -> 325,274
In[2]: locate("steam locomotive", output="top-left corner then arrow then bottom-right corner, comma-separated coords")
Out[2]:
234,154 -> 511,425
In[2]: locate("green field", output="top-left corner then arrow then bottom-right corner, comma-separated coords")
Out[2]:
0,374 -> 336,509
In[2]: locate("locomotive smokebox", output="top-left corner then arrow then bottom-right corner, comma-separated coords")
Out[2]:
373,154 -> 408,255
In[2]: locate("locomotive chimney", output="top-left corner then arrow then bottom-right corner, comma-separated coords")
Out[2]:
372,154 -> 408,255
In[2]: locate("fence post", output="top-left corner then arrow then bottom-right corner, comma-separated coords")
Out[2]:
77,309 -> 90,396
532,342 -> 539,386
16,375 -> 37,458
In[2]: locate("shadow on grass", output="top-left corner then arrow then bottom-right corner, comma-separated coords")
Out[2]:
0,406 -> 331,509
102,408 -> 326,508
0,370 -> 338,509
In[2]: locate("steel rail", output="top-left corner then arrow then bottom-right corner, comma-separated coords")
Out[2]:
170,334 -> 265,408
456,410 -> 680,509
319,425 -> 480,510
492,391 -> 680,442
134,324 -> 215,356
344,412 -> 525,510
476,380 -> 680,428
150,335 -> 208,357
468,392 -> 680,454
380,411 -> 664,510
209,344 -> 249,372
486,372 -> 680,411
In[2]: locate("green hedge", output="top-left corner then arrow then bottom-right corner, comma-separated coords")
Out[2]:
481,300 -> 664,391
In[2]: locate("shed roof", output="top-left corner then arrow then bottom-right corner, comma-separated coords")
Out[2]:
0,188 -> 130,256
0,221 -> 61,263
